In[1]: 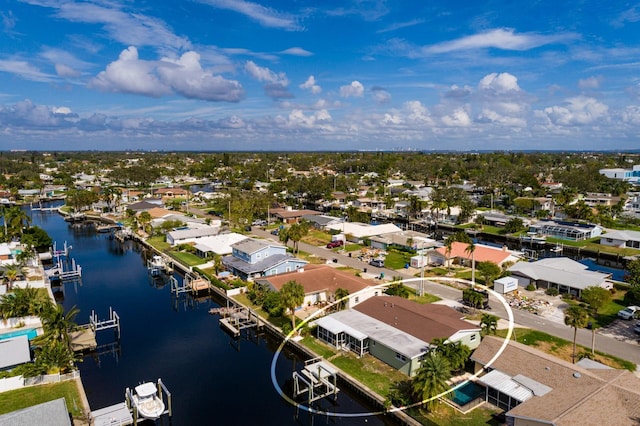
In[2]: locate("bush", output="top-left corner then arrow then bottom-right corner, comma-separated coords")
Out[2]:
545,287 -> 559,296
526,283 -> 536,291
561,292 -> 574,300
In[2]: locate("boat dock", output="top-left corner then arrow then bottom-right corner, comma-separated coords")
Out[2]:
217,304 -> 263,338
91,379 -> 172,426
71,307 -> 121,352
170,272 -> 211,296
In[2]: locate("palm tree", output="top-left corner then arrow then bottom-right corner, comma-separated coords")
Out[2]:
464,241 -> 476,288
3,264 -> 21,292
411,353 -> 452,412
480,313 -> 499,335
564,305 -> 589,363
333,288 -> 350,311
38,304 -> 80,348
443,236 -> 454,275
279,280 -> 305,333
137,211 -> 152,235
4,206 -> 31,240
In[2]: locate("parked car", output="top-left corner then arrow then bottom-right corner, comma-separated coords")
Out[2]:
633,322 -> 640,334
617,306 -> 640,320
326,240 -> 344,249
270,228 -> 280,236
252,219 -> 267,226
369,258 -> 384,268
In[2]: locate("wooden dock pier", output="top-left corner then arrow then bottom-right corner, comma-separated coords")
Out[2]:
293,357 -> 339,404
71,307 -> 121,352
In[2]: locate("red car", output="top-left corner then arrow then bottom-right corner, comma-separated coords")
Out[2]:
326,240 -> 344,248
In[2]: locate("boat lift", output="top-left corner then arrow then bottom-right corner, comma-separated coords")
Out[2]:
292,357 -> 340,405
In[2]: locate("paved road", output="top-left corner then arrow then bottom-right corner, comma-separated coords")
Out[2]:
252,226 -> 640,366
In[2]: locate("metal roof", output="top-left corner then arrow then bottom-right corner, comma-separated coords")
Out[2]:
312,315 -> 368,341
0,335 -> 31,369
478,369 -> 534,402
0,398 -> 71,426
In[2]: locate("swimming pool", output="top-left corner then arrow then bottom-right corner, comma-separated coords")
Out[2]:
450,381 -> 485,406
0,328 -> 38,341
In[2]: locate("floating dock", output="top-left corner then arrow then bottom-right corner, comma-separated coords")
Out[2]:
293,357 -> 340,404
71,307 -> 121,352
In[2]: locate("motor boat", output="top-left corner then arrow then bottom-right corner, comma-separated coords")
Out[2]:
132,382 -> 165,420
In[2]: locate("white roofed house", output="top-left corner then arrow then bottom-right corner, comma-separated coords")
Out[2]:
508,257 -> 612,297
166,226 -> 220,246
599,229 -> 640,249
325,222 -> 402,244
191,232 -> 248,258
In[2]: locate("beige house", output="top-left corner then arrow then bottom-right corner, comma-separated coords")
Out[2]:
471,336 -> 640,425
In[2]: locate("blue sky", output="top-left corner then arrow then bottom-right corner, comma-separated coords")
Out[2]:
1,1 -> 640,151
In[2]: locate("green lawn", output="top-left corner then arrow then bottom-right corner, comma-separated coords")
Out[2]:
0,381 -> 84,417
385,250 -> 412,269
495,328 -> 636,371
146,236 -> 171,252
300,336 -> 337,359
168,250 -> 206,266
330,353 -> 407,396
417,403 -> 504,426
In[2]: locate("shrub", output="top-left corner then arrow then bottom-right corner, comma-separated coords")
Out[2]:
561,292 -> 574,300
526,283 -> 536,291
545,287 -> 559,296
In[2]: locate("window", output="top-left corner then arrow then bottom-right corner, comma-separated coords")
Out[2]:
470,334 -> 476,341
395,352 -> 407,362
354,296 -> 359,303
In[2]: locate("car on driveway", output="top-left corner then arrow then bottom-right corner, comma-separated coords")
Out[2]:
617,306 -> 640,320
326,240 -> 344,249
633,322 -> 640,334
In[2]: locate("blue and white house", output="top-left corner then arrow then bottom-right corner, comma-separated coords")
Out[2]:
222,238 -> 307,281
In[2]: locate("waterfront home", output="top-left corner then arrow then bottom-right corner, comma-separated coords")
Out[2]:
300,214 -> 345,230
0,335 -> 31,370
192,232 -> 248,257
254,264 -> 379,309
0,398 -> 72,426
471,336 -> 640,425
508,257 -> 612,297
166,226 -> 220,246
127,199 -> 164,213
222,238 -> 307,281
431,242 -> 520,269
599,229 -> 640,249
368,230 -> 439,252
153,187 -> 189,199
528,220 -> 602,241
312,296 -> 480,376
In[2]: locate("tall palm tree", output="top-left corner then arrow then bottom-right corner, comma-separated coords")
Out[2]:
279,280 -> 305,333
443,236 -> 454,275
464,241 -> 476,288
3,264 -> 21,292
411,353 -> 452,412
564,305 -> 589,363
4,206 -> 31,240
333,288 -> 350,311
38,304 -> 80,348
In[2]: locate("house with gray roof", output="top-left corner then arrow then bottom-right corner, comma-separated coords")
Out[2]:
301,214 -> 344,230
0,335 -> 31,370
222,237 -> 307,280
508,257 -> 612,297
311,296 -> 480,376
599,229 -> 640,249
0,398 -> 71,426
471,336 -> 640,425
166,226 -> 220,246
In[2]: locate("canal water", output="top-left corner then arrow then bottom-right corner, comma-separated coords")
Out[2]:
29,206 -> 392,425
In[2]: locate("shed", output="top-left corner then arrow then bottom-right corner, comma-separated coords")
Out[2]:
494,276 -> 518,294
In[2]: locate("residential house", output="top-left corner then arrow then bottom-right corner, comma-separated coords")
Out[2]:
222,238 -> 307,281
325,222 -> 402,244
192,232 -> 248,258
255,264 -> 378,309
471,335 -> 640,425
582,192 -> 621,208
369,230 -> 439,252
431,242 -> 521,269
599,164 -> 640,184
528,220 -> 602,241
312,296 -> 481,376
166,226 -> 220,246
599,229 -> 640,249
270,207 -> 321,224
301,214 -> 344,230
508,257 -> 612,297
154,187 -> 189,199
0,335 -> 31,370
0,398 -> 72,426
353,197 -> 387,212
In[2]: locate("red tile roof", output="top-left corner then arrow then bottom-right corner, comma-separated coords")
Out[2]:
256,264 -> 371,295
435,241 -> 511,265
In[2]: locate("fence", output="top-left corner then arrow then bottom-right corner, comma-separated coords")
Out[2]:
0,370 -> 79,393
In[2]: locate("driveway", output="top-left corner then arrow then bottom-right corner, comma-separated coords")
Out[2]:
599,318 -> 640,345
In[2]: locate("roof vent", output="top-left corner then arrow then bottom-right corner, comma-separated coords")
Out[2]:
573,372 -> 581,378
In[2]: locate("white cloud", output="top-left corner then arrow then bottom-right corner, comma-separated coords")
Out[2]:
287,109 -> 332,128
403,101 -> 433,124
300,76 -> 322,94
280,47 -> 313,57
340,81 -> 364,98
371,86 -> 391,103
90,47 -> 244,102
539,96 -> 609,125
441,107 -> 471,127
197,0 -> 300,30
0,59 -> 54,82
55,64 -> 80,78
158,51 -> 245,102
478,72 -> 521,93
244,61 -> 291,99
578,76 -> 602,90
423,28 -> 577,54
621,105 -> 640,125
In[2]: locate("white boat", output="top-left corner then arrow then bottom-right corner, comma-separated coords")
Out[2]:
147,255 -> 172,276
132,382 -> 165,420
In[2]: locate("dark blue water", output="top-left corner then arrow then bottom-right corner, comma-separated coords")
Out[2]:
29,206 -> 391,425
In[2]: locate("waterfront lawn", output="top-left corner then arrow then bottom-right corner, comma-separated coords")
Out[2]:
300,336 -> 336,359
495,328 -> 636,371
146,236 -> 171,252
330,352 -> 406,396
0,381 -> 83,417
169,250 -> 205,267
414,403 -> 504,426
